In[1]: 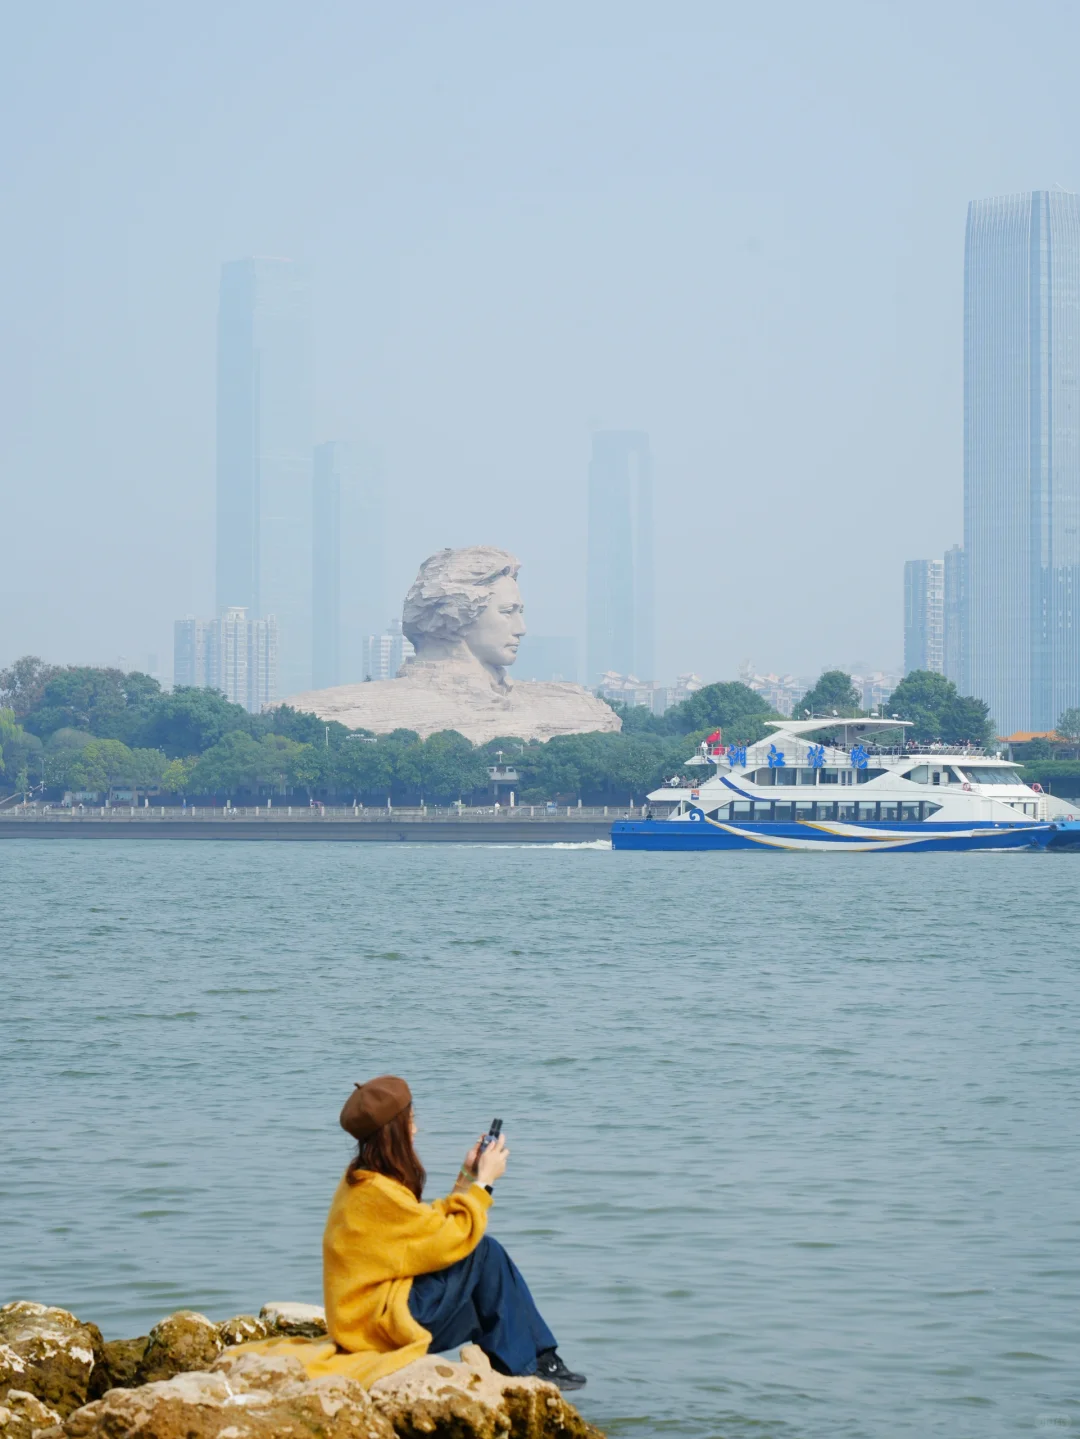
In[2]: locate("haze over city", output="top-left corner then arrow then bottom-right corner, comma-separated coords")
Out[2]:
3,1 -> 1080,686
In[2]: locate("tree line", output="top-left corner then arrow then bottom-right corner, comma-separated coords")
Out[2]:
0,653 -> 1017,805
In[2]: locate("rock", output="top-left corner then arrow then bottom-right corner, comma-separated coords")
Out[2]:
58,1350 -> 393,1439
134,1313 -> 222,1385
0,1390 -> 62,1439
0,1304 -> 108,1418
215,1316 -> 270,1347
370,1345 -> 603,1439
99,1341 -> 146,1392
257,1303 -> 327,1338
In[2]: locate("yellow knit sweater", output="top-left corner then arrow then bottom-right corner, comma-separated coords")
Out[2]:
240,1170 -> 492,1387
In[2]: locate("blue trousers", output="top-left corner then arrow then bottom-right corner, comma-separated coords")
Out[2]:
407,1234 -> 557,1376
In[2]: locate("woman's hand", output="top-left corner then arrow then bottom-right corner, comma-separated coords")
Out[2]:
463,1136 -> 485,1174
476,1133 -> 509,1186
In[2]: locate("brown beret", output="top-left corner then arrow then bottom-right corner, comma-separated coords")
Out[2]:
340,1075 -> 412,1141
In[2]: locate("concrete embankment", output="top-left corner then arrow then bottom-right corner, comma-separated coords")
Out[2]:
0,812 -> 614,843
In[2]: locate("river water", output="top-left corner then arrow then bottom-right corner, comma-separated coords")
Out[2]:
2,841 -> 1078,1438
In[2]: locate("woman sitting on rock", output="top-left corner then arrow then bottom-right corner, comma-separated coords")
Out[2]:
317,1074 -> 585,1391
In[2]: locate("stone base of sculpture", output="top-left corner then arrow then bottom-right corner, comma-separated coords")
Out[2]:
285,659 -> 621,745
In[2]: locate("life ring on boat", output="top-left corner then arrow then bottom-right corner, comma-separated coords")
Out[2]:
1031,782 -> 1043,793
962,782 -> 972,791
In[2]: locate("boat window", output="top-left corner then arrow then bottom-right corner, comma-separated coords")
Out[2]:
932,771 -> 941,785
773,801 -> 794,820
752,768 -> 775,786
923,802 -> 942,819
840,771 -> 855,786
958,767 -> 1023,786
907,765 -> 929,784
752,802 -> 773,821
857,802 -> 878,821
856,767 -> 886,784
775,769 -> 798,786
838,801 -> 858,820
731,801 -> 753,818
900,802 -> 920,821
820,769 -> 839,785
705,805 -> 731,821
815,802 -> 838,820
797,768 -> 817,785
795,801 -> 814,819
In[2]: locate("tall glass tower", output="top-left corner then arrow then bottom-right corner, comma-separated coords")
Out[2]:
586,431 -> 654,687
216,258 -> 313,698
964,191 -> 1080,734
312,441 -> 385,688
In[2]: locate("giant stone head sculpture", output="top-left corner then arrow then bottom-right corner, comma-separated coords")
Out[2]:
402,546 -> 526,675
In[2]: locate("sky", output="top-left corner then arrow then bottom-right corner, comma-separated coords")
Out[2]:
3,0 -> 1080,687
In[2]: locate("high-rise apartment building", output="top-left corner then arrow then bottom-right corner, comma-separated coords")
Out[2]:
363,620 -> 415,682
216,257 -> 313,698
173,608 -> 277,713
965,191 -> 1080,733
943,544 -> 966,687
312,441 -> 385,688
586,431 -> 654,687
904,560 -> 945,674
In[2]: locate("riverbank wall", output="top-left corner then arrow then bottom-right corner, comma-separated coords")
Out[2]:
0,809 -> 615,843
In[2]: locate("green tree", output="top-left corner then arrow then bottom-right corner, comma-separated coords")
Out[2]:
160,757 -> 195,795
133,688 -> 253,757
334,739 -> 393,801
289,743 -> 327,799
0,657 -> 63,719
607,681 -> 776,740
22,667 -> 161,741
419,731 -> 490,802
0,709 -> 44,794
255,734 -> 310,794
796,670 -> 861,718
887,671 -> 995,746
381,730 -> 423,801
189,732 -> 265,797
256,705 -> 353,749
1057,708 -> 1080,755
664,681 -> 776,738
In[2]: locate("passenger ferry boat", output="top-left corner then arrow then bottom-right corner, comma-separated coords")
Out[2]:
611,718 -> 1078,853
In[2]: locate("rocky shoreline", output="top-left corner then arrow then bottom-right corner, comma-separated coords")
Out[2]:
0,1301 -> 601,1439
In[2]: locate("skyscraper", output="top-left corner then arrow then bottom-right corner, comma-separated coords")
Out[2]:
312,441 -> 385,688
586,431 -> 654,686
216,257 -> 313,697
943,544 -> 966,687
903,560 -> 944,674
965,191 -> 1080,733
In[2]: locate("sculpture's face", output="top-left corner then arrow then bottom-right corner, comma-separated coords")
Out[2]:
463,574 -> 526,668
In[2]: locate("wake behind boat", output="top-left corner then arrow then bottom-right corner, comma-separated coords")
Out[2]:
612,718 -> 1080,853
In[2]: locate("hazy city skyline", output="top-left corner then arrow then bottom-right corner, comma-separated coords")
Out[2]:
4,4 -> 1080,688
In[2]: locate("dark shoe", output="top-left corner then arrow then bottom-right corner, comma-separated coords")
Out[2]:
535,1349 -> 587,1391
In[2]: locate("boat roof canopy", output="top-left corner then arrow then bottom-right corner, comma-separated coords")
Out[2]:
765,717 -> 913,736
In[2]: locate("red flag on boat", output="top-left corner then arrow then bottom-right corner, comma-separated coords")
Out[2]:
706,729 -> 721,745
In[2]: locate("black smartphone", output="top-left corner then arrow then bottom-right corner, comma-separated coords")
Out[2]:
478,1117 -> 503,1155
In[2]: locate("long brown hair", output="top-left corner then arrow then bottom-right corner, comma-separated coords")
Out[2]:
346,1105 -> 426,1200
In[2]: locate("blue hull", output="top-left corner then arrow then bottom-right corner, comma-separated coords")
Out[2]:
611,819 -> 1052,853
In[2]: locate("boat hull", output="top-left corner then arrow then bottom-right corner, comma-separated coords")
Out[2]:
611,818 -> 1051,853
